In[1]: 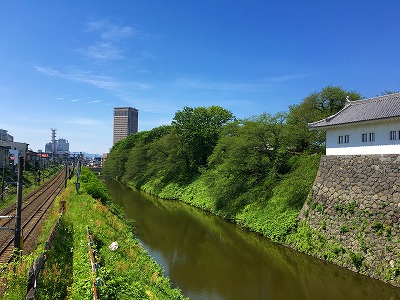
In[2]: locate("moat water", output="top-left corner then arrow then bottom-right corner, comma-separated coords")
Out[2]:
106,180 -> 400,300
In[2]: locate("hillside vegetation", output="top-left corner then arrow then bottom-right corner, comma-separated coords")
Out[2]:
104,86 -> 362,242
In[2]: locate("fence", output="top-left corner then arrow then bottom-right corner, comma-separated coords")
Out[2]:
86,227 -> 99,300
26,201 -> 65,300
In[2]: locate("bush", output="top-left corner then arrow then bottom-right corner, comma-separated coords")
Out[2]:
80,167 -> 111,204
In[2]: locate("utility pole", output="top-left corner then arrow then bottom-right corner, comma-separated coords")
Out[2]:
64,163 -> 68,188
14,156 -> 24,256
1,157 -> 5,201
75,160 -> 81,193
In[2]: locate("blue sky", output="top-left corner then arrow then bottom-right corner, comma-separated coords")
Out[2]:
0,1 -> 399,154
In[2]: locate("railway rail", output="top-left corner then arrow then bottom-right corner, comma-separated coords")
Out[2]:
0,167 -> 67,264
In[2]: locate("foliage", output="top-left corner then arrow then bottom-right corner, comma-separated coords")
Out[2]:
349,251 -> 364,271
36,218 -> 74,299
235,154 -> 321,241
0,173 -> 186,299
172,106 -> 234,173
285,86 -> 362,153
0,256 -> 35,299
80,167 -> 111,204
123,130 -> 188,187
205,113 -> 289,216
103,132 -> 146,180
371,221 -> 384,234
103,86 -> 360,249
63,181 -> 186,300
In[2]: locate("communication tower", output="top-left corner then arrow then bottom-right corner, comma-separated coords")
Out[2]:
51,128 -> 57,154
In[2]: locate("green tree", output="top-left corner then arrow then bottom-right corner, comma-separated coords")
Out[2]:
123,131 -> 187,188
207,112 -> 288,215
286,86 -> 362,153
172,106 -> 234,174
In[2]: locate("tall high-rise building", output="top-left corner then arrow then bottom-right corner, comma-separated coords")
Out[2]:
113,107 -> 139,145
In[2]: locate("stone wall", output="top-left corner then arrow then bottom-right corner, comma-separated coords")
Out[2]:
299,154 -> 400,285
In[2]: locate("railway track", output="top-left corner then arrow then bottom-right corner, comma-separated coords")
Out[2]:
0,167 -> 67,264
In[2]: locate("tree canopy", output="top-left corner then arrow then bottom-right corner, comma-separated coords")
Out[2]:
285,86 -> 362,152
104,86 -> 362,201
171,106 -> 234,173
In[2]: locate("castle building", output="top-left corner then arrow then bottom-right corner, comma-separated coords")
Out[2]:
308,93 -> 400,155
113,107 -> 139,145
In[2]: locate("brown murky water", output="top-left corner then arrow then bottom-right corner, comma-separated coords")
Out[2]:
106,180 -> 400,300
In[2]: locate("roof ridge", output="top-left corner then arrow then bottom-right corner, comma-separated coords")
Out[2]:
308,93 -> 400,130
350,92 -> 400,105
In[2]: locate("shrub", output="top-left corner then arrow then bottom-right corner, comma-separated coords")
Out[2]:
349,251 -> 364,271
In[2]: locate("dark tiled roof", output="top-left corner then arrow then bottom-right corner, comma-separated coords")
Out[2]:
308,93 -> 400,129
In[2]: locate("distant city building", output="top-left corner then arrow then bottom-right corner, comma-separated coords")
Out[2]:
0,140 -> 29,162
0,129 -> 28,166
0,129 -> 14,142
113,107 -> 139,145
0,145 -> 10,168
57,138 -> 70,152
44,128 -> 70,155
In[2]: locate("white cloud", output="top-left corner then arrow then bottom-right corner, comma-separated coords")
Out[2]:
79,19 -> 135,62
79,42 -> 124,61
173,72 -> 319,92
35,66 -> 119,90
85,20 -> 135,41
87,100 -> 103,104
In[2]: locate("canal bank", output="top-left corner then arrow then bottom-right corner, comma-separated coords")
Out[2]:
116,154 -> 399,288
106,179 -> 400,299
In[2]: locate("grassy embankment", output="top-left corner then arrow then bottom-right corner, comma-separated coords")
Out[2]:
133,154 -> 321,243
134,155 -> 400,285
0,167 -> 186,300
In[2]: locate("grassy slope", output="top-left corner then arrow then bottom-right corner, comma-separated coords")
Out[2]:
139,154 -> 321,243
1,177 -> 186,300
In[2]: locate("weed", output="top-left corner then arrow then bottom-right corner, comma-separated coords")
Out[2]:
335,203 -> 344,213
371,222 -> 384,235
339,225 -> 349,234
349,251 -> 364,271
320,219 -> 326,230
346,200 -> 357,214
316,203 -> 324,213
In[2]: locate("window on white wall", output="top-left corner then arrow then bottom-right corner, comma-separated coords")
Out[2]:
362,133 -> 368,142
369,132 -> 375,142
338,135 -> 349,144
390,130 -> 397,140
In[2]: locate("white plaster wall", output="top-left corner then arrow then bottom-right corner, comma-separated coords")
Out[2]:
325,119 -> 400,155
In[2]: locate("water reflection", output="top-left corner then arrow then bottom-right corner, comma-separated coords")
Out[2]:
106,180 -> 400,300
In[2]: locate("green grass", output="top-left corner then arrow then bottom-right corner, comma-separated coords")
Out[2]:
0,169 -> 187,300
138,154 -> 321,243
